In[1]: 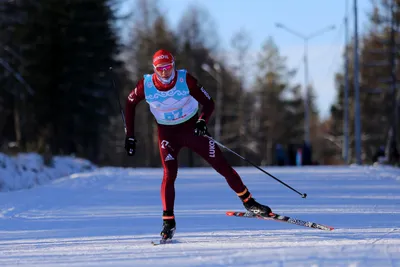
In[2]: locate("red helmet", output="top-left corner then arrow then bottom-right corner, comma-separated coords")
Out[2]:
152,49 -> 175,84
153,49 -> 174,67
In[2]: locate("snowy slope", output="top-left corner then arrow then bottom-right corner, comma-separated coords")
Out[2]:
0,165 -> 399,266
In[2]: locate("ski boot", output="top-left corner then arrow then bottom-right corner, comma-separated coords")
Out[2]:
160,219 -> 176,241
243,197 -> 272,216
238,187 -> 272,217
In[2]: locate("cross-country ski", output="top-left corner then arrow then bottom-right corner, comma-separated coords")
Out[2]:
226,211 -> 334,231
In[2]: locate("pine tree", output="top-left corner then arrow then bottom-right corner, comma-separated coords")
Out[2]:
3,0 -> 121,162
0,0 -> 34,151
330,0 -> 400,164
253,37 -> 305,165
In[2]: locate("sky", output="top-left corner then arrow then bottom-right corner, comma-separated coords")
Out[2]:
121,0 -> 372,119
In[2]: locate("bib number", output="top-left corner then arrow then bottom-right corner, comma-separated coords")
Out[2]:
164,108 -> 183,121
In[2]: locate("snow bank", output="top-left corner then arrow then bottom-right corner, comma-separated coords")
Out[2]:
366,164 -> 400,183
0,153 -> 96,192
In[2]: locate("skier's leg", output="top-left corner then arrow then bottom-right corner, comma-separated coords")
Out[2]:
184,135 -> 247,195
186,135 -> 272,215
157,134 -> 181,239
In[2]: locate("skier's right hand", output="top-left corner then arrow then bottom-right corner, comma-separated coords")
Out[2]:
125,136 -> 137,156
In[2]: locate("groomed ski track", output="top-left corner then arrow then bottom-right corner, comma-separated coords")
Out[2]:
0,166 -> 399,266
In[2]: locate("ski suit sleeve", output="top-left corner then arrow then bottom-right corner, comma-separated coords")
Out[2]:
125,78 -> 145,137
186,72 -> 215,123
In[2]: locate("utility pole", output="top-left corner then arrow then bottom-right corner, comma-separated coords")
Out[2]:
389,0 -> 399,163
303,38 -> 310,145
353,0 -> 362,165
343,0 -> 350,164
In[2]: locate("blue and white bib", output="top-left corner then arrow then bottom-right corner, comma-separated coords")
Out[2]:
144,69 -> 199,125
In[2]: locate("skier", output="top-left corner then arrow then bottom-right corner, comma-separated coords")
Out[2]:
124,49 -> 272,241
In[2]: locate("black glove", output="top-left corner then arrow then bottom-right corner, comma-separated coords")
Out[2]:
125,136 -> 137,156
194,119 -> 210,136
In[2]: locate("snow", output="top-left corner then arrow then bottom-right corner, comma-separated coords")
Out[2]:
0,159 -> 399,266
0,153 -> 96,191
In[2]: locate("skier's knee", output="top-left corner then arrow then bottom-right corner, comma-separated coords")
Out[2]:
163,168 -> 177,183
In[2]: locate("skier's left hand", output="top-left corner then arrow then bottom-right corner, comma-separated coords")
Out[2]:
194,119 -> 210,136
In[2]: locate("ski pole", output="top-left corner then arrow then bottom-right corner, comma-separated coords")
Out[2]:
208,136 -> 307,198
109,67 -> 127,134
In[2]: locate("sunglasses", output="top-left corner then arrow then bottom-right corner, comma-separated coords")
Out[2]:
154,63 -> 174,72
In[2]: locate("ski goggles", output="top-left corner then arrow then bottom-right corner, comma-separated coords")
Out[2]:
154,63 -> 174,72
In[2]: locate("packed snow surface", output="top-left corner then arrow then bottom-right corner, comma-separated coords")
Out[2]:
0,159 -> 399,266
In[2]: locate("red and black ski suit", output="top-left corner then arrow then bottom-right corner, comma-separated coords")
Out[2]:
125,71 -> 250,218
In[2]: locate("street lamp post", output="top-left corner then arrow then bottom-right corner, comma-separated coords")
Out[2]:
201,63 -> 222,141
275,23 -> 336,145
